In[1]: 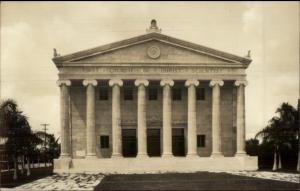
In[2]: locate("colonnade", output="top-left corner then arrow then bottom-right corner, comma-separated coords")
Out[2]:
57,79 -> 247,158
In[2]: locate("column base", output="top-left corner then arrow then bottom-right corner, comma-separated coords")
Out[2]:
111,153 -> 123,158
136,153 -> 149,158
186,153 -> 199,158
235,152 -> 247,157
59,153 -> 70,158
210,152 -> 224,157
162,153 -> 173,158
54,156 -> 72,169
85,154 -> 97,159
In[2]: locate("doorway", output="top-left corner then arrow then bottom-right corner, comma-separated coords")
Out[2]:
172,128 -> 185,156
147,129 -> 161,156
122,129 -> 137,157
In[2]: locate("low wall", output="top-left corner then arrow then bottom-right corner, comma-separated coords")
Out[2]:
54,156 -> 258,174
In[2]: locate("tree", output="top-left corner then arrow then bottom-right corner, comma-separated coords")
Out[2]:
246,138 -> 260,156
34,131 -> 60,165
0,99 -> 36,179
23,133 -> 41,175
47,135 -> 60,164
256,103 -> 298,171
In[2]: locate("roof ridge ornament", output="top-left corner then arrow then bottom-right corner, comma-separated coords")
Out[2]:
146,19 -> 162,34
53,48 -> 60,57
246,50 -> 251,58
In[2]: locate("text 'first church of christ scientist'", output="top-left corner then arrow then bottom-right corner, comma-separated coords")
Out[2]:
52,20 -> 258,173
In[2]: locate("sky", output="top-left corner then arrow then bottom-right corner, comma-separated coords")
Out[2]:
1,1 -> 299,139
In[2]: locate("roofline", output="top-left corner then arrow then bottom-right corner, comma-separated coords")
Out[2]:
57,62 -> 246,68
52,32 -> 252,65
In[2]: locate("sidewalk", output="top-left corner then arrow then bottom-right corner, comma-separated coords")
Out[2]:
2,170 -> 298,191
5,173 -> 104,191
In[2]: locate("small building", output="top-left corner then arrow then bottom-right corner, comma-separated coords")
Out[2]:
52,20 -> 257,173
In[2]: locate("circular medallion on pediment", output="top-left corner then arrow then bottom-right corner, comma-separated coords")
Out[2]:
147,46 -> 160,59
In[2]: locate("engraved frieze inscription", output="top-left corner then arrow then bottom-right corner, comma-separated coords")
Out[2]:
60,66 -> 240,75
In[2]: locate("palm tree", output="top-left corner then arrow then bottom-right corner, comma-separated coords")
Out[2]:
23,133 -> 41,176
0,99 -> 34,179
256,103 -> 298,171
245,138 -> 260,156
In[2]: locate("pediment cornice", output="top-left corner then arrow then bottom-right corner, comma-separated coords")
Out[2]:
52,32 -> 251,67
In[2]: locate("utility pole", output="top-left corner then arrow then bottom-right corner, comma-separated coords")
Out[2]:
41,124 -> 49,167
297,1 -> 300,172
297,99 -> 300,172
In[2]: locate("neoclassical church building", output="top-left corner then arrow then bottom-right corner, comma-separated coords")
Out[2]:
53,20 -> 257,173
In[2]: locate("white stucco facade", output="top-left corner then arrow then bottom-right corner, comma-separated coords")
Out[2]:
53,20 -> 257,173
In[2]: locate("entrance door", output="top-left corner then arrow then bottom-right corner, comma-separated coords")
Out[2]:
122,129 -> 137,157
172,128 -> 185,156
147,129 -> 161,156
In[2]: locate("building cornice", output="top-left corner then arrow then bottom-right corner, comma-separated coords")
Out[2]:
57,62 -> 247,68
52,32 -> 252,67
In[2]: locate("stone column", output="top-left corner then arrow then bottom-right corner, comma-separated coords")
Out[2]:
235,80 -> 248,156
209,80 -> 224,157
185,79 -> 199,157
109,79 -> 123,158
135,79 -> 149,158
160,79 -> 174,157
57,80 -> 71,158
83,79 -> 98,158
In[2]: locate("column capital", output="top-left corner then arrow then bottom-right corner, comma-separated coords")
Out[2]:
109,79 -> 123,87
83,79 -> 98,86
185,79 -> 199,87
209,80 -> 224,87
234,80 -> 248,87
135,79 -> 149,87
57,80 -> 71,87
160,79 -> 174,87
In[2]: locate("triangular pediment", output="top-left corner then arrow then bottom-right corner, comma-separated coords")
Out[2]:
53,32 -> 251,67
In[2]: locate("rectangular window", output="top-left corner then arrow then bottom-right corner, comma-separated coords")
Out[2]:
196,88 -> 205,100
197,135 -> 205,147
100,136 -> 109,148
124,87 -> 133,100
148,87 -> 158,100
99,87 -> 108,100
172,88 -> 182,100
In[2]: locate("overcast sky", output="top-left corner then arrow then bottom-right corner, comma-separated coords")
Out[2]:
1,2 -> 299,139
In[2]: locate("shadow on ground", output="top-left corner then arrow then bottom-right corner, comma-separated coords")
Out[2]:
0,166 -> 53,188
94,172 -> 299,191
